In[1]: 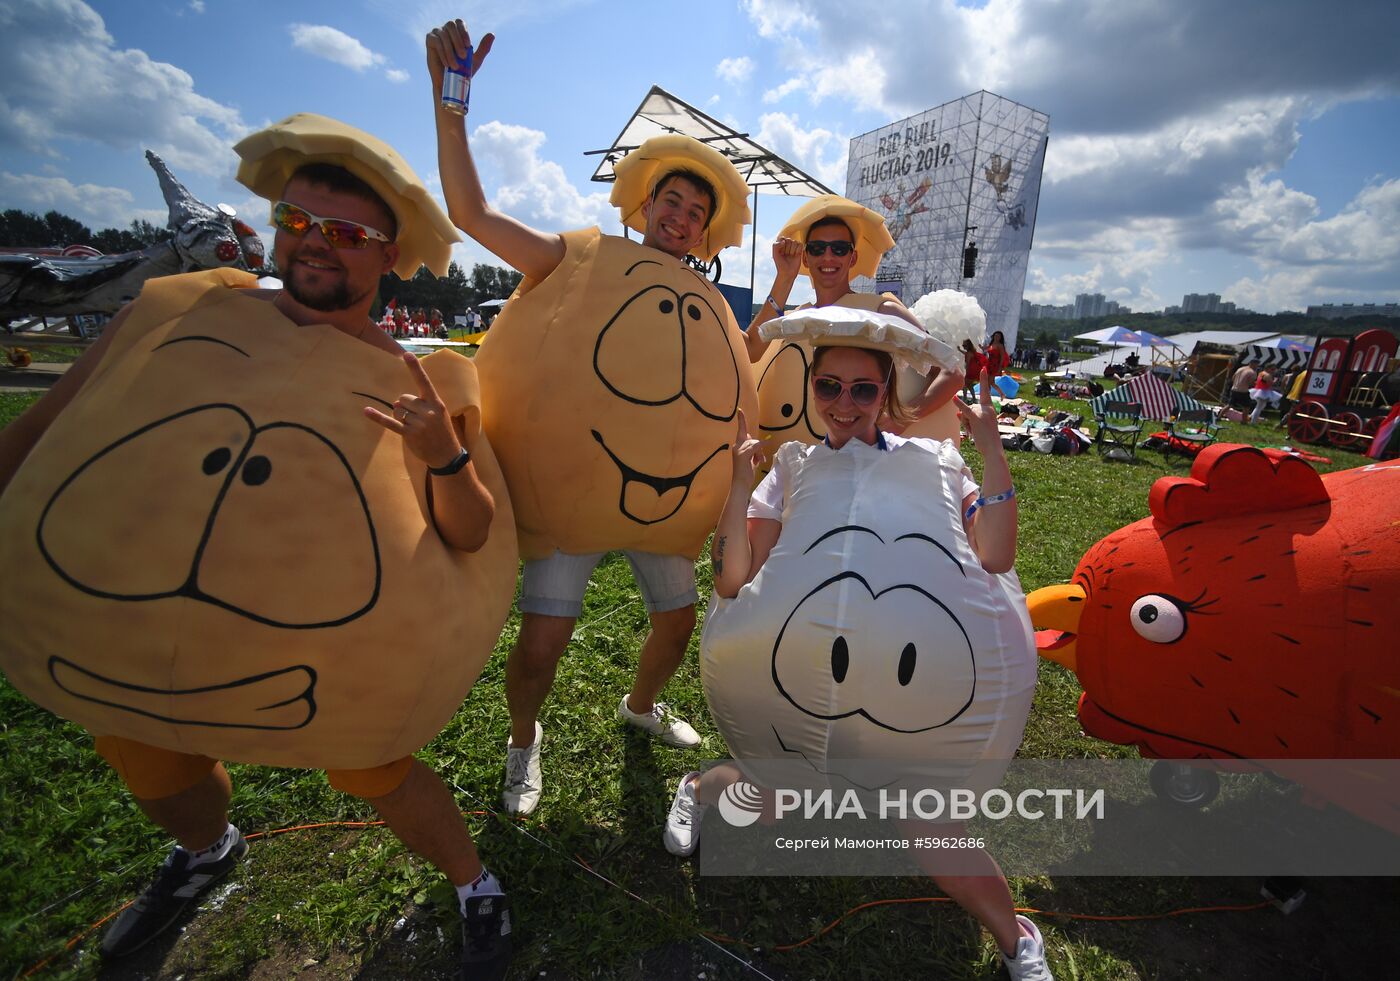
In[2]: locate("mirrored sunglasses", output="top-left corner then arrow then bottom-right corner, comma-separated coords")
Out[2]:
805,239 -> 854,257
271,201 -> 391,250
811,374 -> 884,406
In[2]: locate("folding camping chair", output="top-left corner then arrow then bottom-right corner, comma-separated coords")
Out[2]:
1095,401 -> 1143,461
1163,407 -> 1220,464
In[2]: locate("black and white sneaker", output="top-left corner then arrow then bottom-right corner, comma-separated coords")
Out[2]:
460,893 -> 512,980
100,832 -> 249,958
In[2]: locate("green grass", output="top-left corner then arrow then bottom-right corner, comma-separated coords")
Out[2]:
0,382 -> 1390,980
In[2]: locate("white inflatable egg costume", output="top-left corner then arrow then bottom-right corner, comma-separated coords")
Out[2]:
701,306 -> 1035,795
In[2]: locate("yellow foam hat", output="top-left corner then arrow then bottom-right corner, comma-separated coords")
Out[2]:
234,113 -> 460,280
778,194 -> 895,280
609,135 -> 751,262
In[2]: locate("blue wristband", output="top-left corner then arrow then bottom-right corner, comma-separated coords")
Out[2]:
964,485 -> 1015,522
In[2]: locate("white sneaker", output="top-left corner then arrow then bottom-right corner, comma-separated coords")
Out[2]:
663,772 -> 705,856
617,696 -> 700,748
1002,914 -> 1054,980
502,721 -> 542,816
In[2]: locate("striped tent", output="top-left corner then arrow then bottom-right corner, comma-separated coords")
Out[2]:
1087,371 -> 1212,422
1245,343 -> 1310,372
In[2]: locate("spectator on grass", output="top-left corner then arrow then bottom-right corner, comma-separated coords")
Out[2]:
1249,368 -> 1281,424
1230,359 -> 1257,410
984,329 -> 1009,378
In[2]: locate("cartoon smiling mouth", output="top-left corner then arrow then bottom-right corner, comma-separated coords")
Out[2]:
591,430 -> 728,525
48,656 -> 316,730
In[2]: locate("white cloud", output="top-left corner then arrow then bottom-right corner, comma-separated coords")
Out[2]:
469,120 -> 619,232
716,56 -> 754,86
0,171 -> 166,228
0,0 -> 248,176
740,0 -> 818,39
288,23 -> 412,84
189,0 -> 205,12
755,112 -> 848,192
762,78 -> 803,105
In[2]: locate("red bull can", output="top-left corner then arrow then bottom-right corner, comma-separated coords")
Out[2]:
440,46 -> 473,115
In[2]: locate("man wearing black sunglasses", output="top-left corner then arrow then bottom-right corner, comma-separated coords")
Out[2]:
746,196 -> 965,444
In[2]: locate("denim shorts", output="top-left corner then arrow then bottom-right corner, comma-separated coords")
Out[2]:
519,549 -> 698,618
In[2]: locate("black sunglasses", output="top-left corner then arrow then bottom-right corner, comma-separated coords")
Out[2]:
805,240 -> 854,258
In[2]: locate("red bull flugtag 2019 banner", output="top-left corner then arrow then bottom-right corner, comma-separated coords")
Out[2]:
846,91 -> 1049,348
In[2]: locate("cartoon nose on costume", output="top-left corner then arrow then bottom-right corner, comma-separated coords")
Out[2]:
594,284 -> 739,421
38,404 -> 380,628
772,572 -> 976,732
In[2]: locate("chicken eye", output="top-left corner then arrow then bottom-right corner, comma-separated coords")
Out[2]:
1129,594 -> 1187,644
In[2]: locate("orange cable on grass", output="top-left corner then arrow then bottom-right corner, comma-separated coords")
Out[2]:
25,815 -> 1279,977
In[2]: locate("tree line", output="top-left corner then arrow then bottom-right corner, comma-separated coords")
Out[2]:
0,207 -> 522,319
0,208 -> 172,255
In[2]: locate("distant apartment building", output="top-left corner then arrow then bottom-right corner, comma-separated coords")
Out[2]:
1176,293 -> 1251,315
1306,302 -> 1400,319
1021,299 -> 1075,319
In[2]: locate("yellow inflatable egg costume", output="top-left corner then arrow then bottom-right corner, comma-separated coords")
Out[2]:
704,308 -> 1035,794
0,114 -> 519,770
474,135 -> 758,560
753,196 -> 963,454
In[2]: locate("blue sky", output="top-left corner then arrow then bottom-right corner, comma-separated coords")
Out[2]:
2,0 -> 1398,315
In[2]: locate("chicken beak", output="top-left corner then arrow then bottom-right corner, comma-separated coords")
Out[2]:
1026,583 -> 1085,674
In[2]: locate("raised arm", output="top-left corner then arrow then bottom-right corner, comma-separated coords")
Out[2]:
427,19 -> 565,283
957,369 -> 1016,573
743,236 -> 804,363
712,410 -> 773,597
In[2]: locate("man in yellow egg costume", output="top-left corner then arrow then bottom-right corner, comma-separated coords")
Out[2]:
427,20 -> 758,816
745,196 -> 964,449
0,114 -> 518,978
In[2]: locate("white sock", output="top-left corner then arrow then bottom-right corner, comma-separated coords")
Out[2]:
456,867 -> 504,913
183,823 -> 239,867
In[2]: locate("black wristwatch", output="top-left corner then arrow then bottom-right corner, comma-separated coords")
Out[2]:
428,446 -> 471,476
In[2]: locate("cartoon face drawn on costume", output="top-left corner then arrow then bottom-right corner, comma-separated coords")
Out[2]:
754,340 -> 824,450
475,231 -> 759,560
770,526 -> 976,736
701,439 -> 1034,781
0,270 -> 517,770
591,258 -> 741,526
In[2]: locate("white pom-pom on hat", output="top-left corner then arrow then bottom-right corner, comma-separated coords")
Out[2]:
909,289 -> 987,352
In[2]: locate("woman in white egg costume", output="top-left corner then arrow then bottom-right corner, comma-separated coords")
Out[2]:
666,304 -> 1052,980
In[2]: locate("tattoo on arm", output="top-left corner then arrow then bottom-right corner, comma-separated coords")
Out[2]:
714,535 -> 726,574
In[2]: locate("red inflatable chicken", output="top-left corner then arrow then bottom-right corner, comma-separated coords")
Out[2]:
1028,444 -> 1400,829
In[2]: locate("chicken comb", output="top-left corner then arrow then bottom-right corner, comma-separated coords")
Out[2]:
1148,444 -> 1329,529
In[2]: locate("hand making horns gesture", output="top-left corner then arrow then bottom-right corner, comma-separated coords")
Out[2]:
365,352 -> 465,471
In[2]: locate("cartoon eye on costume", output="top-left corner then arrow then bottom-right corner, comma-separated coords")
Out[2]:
772,571 -> 975,732
1129,594 -> 1187,643
38,406 -> 379,628
757,342 -> 818,436
593,285 -> 738,421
